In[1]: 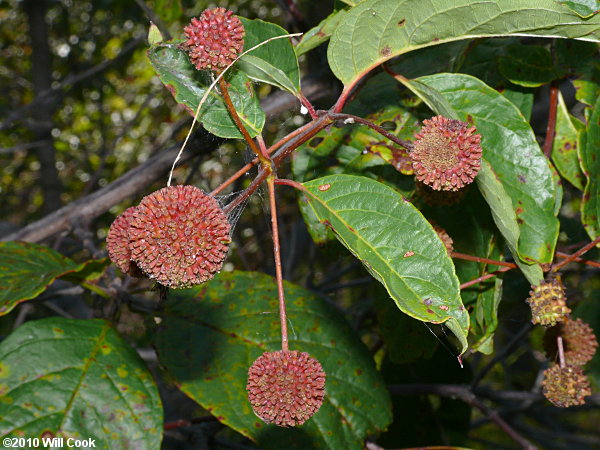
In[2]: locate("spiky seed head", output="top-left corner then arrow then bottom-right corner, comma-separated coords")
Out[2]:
542,364 -> 591,407
247,350 -> 326,427
526,276 -> 571,327
183,8 -> 245,72
106,207 -> 143,277
128,185 -> 231,288
544,318 -> 598,366
411,115 -> 482,191
431,224 -> 454,254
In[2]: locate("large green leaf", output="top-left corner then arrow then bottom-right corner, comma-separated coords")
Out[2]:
327,0 -> 600,87
423,190 -> 503,354
580,95 -> 600,240
552,93 -> 586,190
498,44 -> 557,87
0,242 -> 87,316
292,106 -> 418,244
301,174 -> 469,353
155,271 -> 391,450
295,10 -> 347,56
0,318 -> 162,448
147,43 -> 265,138
238,18 -> 300,95
418,73 -> 560,264
476,161 -> 544,285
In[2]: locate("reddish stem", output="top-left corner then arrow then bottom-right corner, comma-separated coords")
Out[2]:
329,112 -> 412,149
218,77 -> 269,168
212,115 -> 330,198
460,266 -> 514,290
451,251 -> 517,268
298,92 -> 318,119
274,177 -> 308,193
267,175 -> 289,351
552,236 -> 600,272
555,251 -> 600,268
543,80 -> 559,158
255,133 -> 269,160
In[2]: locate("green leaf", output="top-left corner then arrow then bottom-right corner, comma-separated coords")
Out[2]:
559,0 -> 600,18
498,44 -> 556,87
389,41 -> 469,79
418,73 -> 560,264
155,271 -> 391,450
580,95 -> 600,240
555,39 -> 599,77
295,10 -> 347,56
60,258 -> 110,284
147,23 -> 163,46
147,43 -> 265,138
572,52 -> 600,120
0,318 -> 163,448
292,107 -> 418,243
552,93 -> 586,190
476,161 -> 543,285
238,18 -> 300,95
393,77 -> 458,119
0,242 -> 85,316
424,190 -> 503,354
501,87 -> 534,121
327,0 -> 600,87
302,174 -> 469,354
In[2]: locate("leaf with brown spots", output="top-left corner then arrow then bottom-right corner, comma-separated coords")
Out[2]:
295,9 -> 347,57
418,73 -> 560,265
155,271 -> 391,450
0,318 -> 162,449
302,174 -> 469,354
328,0 -> 600,87
580,95 -> 600,240
0,242 -> 107,316
551,92 -> 585,191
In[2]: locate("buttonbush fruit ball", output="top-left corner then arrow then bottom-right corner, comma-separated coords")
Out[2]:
128,185 -> 231,288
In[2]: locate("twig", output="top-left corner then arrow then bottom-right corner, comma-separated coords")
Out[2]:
222,115 -> 330,214
218,77 -> 269,166
542,81 -> 559,158
451,251 -> 517,269
328,112 -> 412,150
388,384 -> 537,449
210,110 -> 327,196
555,251 -> 600,268
267,176 -> 289,351
0,139 -> 52,154
552,236 -> 600,272
460,266 -> 514,290
471,323 -> 535,388
3,80 -> 328,243
557,336 -> 565,369
166,33 -> 302,187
